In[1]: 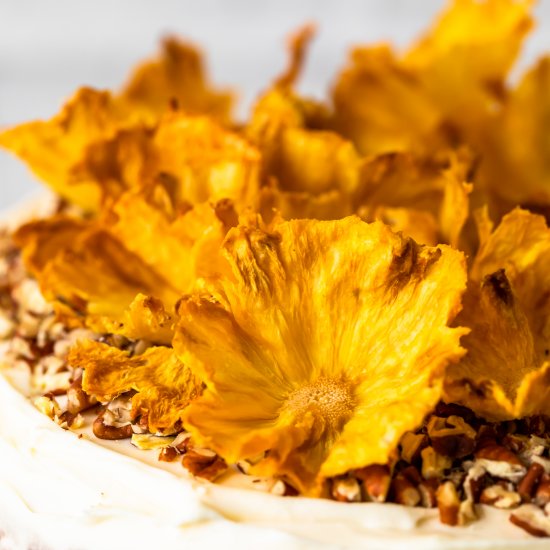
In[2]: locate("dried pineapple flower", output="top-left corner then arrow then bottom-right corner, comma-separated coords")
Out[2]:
478,57 -> 550,217
15,188 -> 233,343
74,113 -> 262,209
71,339 -> 202,434
0,39 -> 232,211
121,36 -> 233,124
355,149 -> 473,248
175,216 -> 467,494
331,0 -> 533,157
245,25 -> 353,223
444,209 -> 550,420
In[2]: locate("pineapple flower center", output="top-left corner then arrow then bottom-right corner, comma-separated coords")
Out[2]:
284,377 -> 356,431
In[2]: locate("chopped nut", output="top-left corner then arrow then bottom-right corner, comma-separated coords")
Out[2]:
475,444 -> 526,482
269,479 -> 299,496
418,479 -> 438,508
475,443 -> 523,464
510,504 -> 550,537
182,449 -> 227,481
355,464 -> 391,502
463,462 -> 487,503
171,432 -> 192,453
427,415 -> 477,458
479,483 -> 521,509
459,498 -> 477,525
518,463 -> 545,502
535,475 -> 550,506
66,376 -> 96,415
0,311 -> 14,339
53,338 -> 73,358
191,447 -> 217,458
421,446 -> 452,479
437,481 -> 460,526
158,446 -> 179,462
532,455 -> 550,474
93,409 -> 133,440
12,279 -> 51,316
434,402 -> 478,424
34,395 -> 60,419
11,336 -> 34,360
400,431 -> 428,463
104,396 -> 133,426
332,476 -> 361,502
400,465 -> 422,485
17,311 -> 41,338
391,474 -> 421,507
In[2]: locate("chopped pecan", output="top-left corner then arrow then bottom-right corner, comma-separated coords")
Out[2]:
331,476 -> 361,502
479,483 -> 521,509
437,481 -> 460,526
510,504 -> 550,537
355,464 -> 391,503
475,444 -> 526,482
418,479 -> 438,508
391,474 -> 421,507
434,402 -> 478,424
475,444 -> 522,464
535,475 -> 550,506
421,446 -> 452,479
270,480 -> 298,497
158,446 -> 179,462
171,432 -> 192,453
93,409 -> 133,440
532,455 -> 550,474
518,463 -> 545,502
463,462 -> 487,503
66,375 -> 96,415
182,449 -> 227,481
400,465 -> 422,485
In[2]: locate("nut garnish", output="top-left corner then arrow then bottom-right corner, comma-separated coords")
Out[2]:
437,481 -> 460,526
182,449 -> 227,481
479,483 -> 521,509
355,464 -> 391,503
510,504 -> 550,537
421,446 -> 452,480
331,476 -> 361,502
427,415 -> 477,458
93,409 -> 133,440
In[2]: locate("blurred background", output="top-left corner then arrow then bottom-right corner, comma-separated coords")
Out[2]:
1,0 -> 549,210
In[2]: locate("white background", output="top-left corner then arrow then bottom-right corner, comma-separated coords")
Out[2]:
1,0 -> 549,210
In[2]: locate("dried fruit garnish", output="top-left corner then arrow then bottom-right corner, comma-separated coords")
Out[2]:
445,209 -> 550,420
175,216 -> 467,494
14,189 -> 233,343
3,0 -> 550,535
0,39 -> 232,211
72,339 -> 202,433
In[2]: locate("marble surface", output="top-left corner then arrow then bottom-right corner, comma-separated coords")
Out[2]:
1,0 -> 549,209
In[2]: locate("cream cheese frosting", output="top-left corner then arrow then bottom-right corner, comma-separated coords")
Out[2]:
0,197 -> 548,550
1,357 -> 549,550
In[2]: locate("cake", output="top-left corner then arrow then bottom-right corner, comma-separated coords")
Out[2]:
2,1 -> 550,548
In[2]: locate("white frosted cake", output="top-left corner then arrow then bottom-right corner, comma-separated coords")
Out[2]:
3,0 -> 550,547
